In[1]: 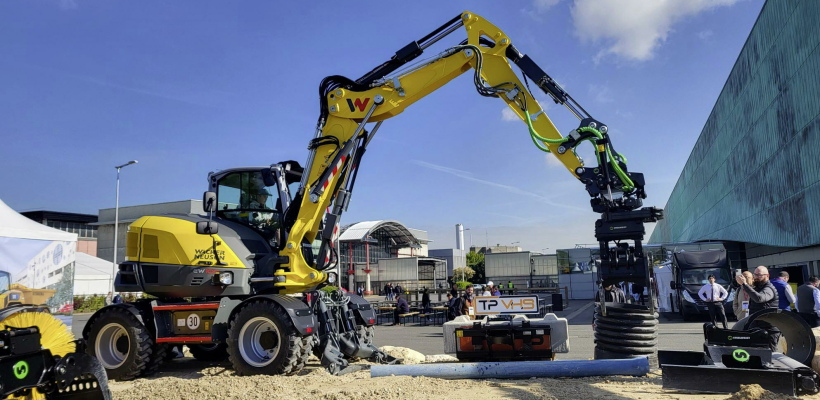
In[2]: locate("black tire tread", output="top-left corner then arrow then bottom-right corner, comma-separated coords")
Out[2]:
227,300 -> 306,376
86,307 -> 153,381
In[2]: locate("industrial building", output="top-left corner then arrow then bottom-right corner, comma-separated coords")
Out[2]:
649,0 -> 820,279
22,210 -> 99,256
485,251 -> 559,291
337,220 -> 434,294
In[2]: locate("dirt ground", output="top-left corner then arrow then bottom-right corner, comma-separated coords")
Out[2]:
106,353 -> 820,400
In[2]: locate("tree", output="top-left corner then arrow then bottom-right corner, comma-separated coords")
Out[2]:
452,266 -> 475,282
466,251 -> 485,284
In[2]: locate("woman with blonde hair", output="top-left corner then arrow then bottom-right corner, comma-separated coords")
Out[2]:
733,271 -> 754,319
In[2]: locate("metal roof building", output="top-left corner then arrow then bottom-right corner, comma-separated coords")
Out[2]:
649,0 -> 820,277
338,220 -> 431,294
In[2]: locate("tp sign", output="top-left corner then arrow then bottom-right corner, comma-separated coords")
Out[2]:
474,295 -> 539,315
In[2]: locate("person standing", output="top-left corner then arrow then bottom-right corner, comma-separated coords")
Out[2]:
104,292 -> 113,307
395,284 -> 403,297
481,285 -> 491,297
507,281 -> 514,295
595,284 -> 626,303
733,271 -> 754,320
450,283 -> 459,298
593,283 -> 627,328
770,271 -> 796,311
112,292 -> 123,304
698,274 -> 729,329
445,293 -> 457,321
421,288 -> 432,321
454,286 -> 474,319
795,276 -> 820,328
736,266 -> 780,351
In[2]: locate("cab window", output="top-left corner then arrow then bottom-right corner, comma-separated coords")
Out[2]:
216,171 -> 280,234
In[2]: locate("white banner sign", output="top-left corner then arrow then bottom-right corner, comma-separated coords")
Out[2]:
474,295 -> 539,315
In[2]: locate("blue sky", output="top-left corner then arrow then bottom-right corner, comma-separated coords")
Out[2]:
0,0 -> 764,251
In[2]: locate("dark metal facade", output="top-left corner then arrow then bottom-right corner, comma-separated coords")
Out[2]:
650,0 -> 820,247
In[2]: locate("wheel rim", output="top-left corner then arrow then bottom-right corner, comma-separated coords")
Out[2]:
238,317 -> 281,367
96,323 -> 130,369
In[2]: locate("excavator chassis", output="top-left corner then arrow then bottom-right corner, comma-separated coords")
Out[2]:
83,289 -> 395,379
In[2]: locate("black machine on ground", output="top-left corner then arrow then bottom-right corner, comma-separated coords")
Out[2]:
670,250 -> 736,321
0,305 -> 110,400
660,309 -> 820,396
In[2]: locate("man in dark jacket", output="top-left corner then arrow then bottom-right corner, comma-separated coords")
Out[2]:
384,283 -> 392,301
450,283 -> 459,298
395,284 -> 403,296
394,293 -> 410,324
796,276 -> 820,327
421,288 -> 431,317
736,266 -> 780,351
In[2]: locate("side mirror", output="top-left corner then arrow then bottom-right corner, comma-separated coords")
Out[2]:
261,168 -> 276,187
203,191 -> 217,213
669,282 -> 678,290
196,221 -> 219,235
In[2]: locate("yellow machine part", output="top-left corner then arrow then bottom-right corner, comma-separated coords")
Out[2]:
1,284 -> 56,308
126,216 -> 245,268
0,311 -> 76,400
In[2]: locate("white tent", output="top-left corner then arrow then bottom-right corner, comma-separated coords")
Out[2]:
0,199 -> 77,320
74,253 -> 113,296
654,262 -> 674,312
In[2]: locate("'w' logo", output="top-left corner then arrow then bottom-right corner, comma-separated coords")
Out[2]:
347,98 -> 370,112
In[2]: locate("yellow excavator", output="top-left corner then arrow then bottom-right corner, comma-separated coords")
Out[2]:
71,10 -> 662,381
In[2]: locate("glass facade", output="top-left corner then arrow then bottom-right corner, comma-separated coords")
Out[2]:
46,220 -> 97,238
650,0 -> 820,248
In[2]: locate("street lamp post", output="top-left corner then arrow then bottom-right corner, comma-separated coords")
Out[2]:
111,160 -> 138,293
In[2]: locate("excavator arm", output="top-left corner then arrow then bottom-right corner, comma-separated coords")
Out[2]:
275,11 -> 662,295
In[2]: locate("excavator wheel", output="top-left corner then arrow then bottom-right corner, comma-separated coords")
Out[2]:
357,325 -> 375,347
143,342 -> 168,376
227,300 -> 307,376
86,307 -> 154,381
189,343 -> 229,362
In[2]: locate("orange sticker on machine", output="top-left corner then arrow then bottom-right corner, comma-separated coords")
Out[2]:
473,296 -> 539,315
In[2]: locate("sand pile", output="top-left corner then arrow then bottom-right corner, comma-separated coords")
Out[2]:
725,384 -> 798,400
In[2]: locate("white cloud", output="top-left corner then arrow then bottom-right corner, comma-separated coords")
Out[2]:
501,107 -> 519,122
545,154 -> 564,168
59,0 -> 78,10
697,29 -> 714,40
588,83 -> 613,103
570,0 -> 741,62
534,0 -> 562,12
412,160 -> 585,211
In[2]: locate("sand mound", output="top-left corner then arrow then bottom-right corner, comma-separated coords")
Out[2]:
725,384 -> 797,400
379,346 -> 425,364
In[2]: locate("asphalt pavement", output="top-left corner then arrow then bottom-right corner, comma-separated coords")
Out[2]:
371,300 -> 712,359
71,299 -> 712,361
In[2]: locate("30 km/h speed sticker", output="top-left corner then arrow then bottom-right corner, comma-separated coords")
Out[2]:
474,295 -> 539,315
187,314 -> 201,330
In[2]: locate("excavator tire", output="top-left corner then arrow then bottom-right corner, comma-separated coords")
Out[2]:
357,325 -> 375,347
189,343 -> 229,362
227,300 -> 306,376
144,342 -> 169,376
86,307 -> 153,381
